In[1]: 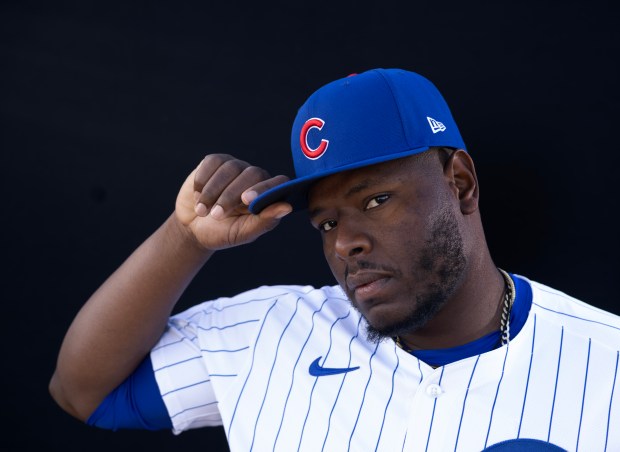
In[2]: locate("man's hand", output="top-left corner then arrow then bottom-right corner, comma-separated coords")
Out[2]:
176,154 -> 292,250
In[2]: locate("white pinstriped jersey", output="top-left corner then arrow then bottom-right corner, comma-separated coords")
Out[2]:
150,275 -> 620,451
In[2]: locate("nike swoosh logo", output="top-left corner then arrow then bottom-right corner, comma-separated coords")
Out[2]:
308,357 -> 360,377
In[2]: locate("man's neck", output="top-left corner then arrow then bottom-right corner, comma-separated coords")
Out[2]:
398,257 -> 505,350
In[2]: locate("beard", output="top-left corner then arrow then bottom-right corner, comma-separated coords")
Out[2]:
363,205 -> 467,344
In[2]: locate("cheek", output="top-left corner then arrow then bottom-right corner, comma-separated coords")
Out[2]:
384,214 -> 432,272
388,212 -> 425,248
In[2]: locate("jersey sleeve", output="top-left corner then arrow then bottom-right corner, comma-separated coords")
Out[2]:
86,355 -> 172,431
150,307 -> 223,434
149,285 -> 311,435
150,285 -> 319,435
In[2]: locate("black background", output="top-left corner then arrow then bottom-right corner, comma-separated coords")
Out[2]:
2,1 -> 619,450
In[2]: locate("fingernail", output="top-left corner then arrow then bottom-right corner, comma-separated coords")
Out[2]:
195,203 -> 208,216
242,190 -> 257,205
210,204 -> 224,219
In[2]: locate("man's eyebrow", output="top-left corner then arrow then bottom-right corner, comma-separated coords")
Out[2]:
308,207 -> 323,221
344,177 -> 385,197
308,177 -> 384,220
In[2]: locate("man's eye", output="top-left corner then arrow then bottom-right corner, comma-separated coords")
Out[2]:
319,220 -> 337,232
365,194 -> 390,210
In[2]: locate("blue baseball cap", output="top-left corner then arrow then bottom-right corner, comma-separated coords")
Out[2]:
249,68 -> 466,214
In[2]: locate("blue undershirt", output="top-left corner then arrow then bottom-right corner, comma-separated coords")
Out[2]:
86,354 -> 172,430
87,273 -> 532,431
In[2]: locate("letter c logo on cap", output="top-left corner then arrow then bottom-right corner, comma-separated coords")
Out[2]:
300,117 -> 329,160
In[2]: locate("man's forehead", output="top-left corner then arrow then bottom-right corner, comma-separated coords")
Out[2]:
311,154 -> 420,189
307,156 -> 419,213
309,162 -> 387,196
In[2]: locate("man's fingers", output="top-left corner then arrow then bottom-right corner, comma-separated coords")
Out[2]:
241,175 -> 290,206
247,201 -> 293,234
190,154 -> 291,222
193,156 -> 253,215
208,166 -> 273,218
194,154 -> 237,191
193,155 -> 250,203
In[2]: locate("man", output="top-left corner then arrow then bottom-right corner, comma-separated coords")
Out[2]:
50,68 -> 620,451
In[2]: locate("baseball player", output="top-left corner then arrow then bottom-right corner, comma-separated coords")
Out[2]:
50,68 -> 620,451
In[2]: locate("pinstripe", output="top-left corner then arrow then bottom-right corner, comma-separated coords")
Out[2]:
152,335 -> 197,352
533,286 -> 617,317
273,298 -> 329,450
165,378 -> 218,420
249,297 -> 302,450
183,295 -> 281,322
484,345 -> 509,448
298,311 -> 352,451
424,366 -> 445,452
418,359 -> 423,383
606,351 -> 619,451
227,299 -> 279,435
321,316 -> 363,451
201,291 -> 301,315
200,346 -> 249,353
186,309 -> 212,322
532,301 -> 620,332
375,345 -> 399,452
576,338 -> 592,452
198,319 -> 260,332
170,400 -> 219,419
152,355 -> 202,372
454,354 -> 481,451
161,379 -> 210,398
349,341 -> 380,449
403,356 -> 423,452
518,314 -> 537,437
154,316 -> 261,353
547,326 -> 564,442
166,319 -> 200,340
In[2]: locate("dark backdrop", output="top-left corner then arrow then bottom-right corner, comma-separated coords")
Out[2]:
2,1 -> 618,450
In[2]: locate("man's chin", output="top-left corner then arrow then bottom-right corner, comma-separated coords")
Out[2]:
363,316 -> 422,344
364,324 -> 393,344
349,300 -> 418,343
362,300 -> 445,344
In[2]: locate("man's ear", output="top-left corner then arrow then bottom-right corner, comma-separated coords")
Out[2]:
443,149 -> 479,214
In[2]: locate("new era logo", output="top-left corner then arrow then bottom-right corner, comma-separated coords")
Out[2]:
427,117 -> 446,134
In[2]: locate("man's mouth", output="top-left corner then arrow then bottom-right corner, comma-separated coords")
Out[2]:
346,272 -> 392,302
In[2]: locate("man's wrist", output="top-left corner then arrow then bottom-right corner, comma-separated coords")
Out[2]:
164,213 -> 215,258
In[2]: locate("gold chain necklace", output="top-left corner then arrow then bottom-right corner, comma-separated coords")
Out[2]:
394,268 -> 516,352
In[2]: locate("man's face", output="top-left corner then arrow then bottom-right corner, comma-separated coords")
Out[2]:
307,153 -> 467,342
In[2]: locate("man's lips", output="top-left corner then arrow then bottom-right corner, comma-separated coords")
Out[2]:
346,272 -> 392,300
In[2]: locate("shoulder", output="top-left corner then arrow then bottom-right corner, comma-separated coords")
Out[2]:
170,284 -> 352,324
209,284 -> 350,310
517,274 -> 620,345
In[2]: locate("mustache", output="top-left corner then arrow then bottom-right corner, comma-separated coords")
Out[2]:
344,261 -> 401,280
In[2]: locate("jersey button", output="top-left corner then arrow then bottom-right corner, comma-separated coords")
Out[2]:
426,384 -> 443,398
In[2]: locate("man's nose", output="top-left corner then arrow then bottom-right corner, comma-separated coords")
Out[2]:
333,219 -> 372,261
